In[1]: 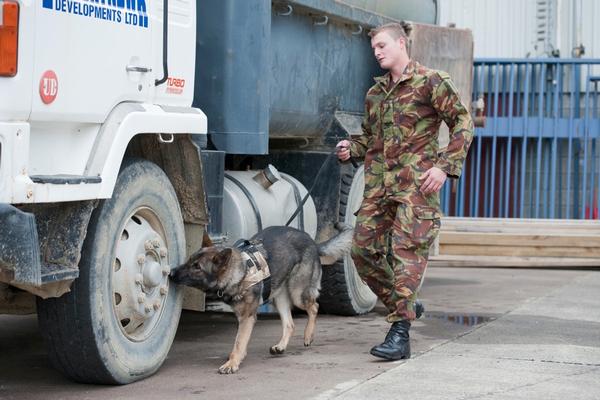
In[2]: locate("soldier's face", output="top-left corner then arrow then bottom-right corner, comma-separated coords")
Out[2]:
371,31 -> 406,70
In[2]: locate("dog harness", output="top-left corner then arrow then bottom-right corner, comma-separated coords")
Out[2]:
234,239 -> 271,303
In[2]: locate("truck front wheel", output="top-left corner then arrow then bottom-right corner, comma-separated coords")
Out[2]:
37,159 -> 186,384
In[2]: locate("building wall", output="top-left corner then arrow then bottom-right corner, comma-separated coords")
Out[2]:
558,0 -> 600,58
438,0 -> 600,59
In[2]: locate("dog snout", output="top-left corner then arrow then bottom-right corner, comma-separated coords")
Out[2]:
169,262 -> 213,291
169,264 -> 187,284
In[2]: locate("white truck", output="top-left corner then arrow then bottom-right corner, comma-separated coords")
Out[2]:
0,0 -> 472,384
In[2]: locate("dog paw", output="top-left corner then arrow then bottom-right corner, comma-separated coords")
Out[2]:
218,361 -> 239,374
304,334 -> 314,347
269,345 -> 285,355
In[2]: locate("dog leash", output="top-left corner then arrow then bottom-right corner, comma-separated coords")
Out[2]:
284,148 -> 358,227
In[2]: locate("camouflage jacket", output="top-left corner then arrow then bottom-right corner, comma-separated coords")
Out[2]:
349,60 -> 474,210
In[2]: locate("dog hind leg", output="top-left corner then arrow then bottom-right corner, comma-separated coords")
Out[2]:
290,287 -> 319,346
218,313 -> 257,374
289,259 -> 321,347
270,291 -> 295,355
296,299 -> 318,347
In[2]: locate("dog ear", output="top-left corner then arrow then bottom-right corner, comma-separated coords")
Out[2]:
212,248 -> 232,267
181,249 -> 204,268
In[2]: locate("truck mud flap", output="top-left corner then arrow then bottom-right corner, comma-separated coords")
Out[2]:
0,204 -> 42,286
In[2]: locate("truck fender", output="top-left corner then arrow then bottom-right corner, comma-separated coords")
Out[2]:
84,102 -> 207,201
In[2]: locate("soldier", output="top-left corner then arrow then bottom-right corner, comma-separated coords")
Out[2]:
337,22 -> 473,360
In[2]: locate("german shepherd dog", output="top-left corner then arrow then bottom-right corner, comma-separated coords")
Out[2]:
170,224 -> 352,374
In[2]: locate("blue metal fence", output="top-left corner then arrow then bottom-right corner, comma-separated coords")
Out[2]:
441,58 -> 600,219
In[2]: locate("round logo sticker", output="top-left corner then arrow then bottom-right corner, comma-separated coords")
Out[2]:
39,70 -> 58,104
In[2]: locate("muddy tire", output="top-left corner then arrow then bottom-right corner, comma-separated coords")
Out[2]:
319,164 -> 377,316
37,159 -> 185,384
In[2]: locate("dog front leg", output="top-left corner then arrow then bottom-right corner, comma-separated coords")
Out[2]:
218,314 -> 257,374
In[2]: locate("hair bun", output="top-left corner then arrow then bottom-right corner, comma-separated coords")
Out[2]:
400,21 -> 413,37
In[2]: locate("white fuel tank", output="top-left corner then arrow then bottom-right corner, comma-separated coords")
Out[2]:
222,166 -> 317,245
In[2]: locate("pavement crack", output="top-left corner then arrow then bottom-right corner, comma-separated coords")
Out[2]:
539,358 -> 600,367
456,367 -> 600,400
487,356 -> 600,368
447,354 -> 600,368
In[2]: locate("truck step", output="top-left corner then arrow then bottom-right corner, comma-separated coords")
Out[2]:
30,175 -> 102,185
41,264 -> 79,283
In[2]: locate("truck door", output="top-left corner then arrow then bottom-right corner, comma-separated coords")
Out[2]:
32,0 -> 154,123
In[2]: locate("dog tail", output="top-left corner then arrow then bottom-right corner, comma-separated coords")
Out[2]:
317,223 -> 354,261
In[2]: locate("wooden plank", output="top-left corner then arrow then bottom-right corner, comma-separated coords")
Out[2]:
429,255 -> 600,268
439,244 -> 600,258
434,217 -> 600,267
442,217 -> 600,225
441,226 -> 600,235
439,232 -> 600,247
442,220 -> 600,229
442,229 -> 600,236
442,223 -> 600,232
440,221 -> 600,235
441,219 -> 600,227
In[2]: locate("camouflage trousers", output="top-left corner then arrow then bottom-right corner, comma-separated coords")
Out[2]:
351,197 -> 441,322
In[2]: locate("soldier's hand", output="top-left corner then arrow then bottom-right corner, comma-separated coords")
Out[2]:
420,167 -> 447,194
336,140 -> 351,161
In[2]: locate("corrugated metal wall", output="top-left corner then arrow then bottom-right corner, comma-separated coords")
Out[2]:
437,0 -> 537,58
559,0 -> 600,58
438,0 -> 600,59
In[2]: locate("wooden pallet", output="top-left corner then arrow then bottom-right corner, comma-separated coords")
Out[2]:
430,217 -> 600,268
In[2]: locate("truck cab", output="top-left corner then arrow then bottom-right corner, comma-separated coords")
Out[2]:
1,0 -> 207,384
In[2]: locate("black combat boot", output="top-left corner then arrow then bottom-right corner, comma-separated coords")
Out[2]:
370,320 -> 411,360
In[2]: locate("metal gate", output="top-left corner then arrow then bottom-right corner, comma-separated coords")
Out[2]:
441,59 -> 600,219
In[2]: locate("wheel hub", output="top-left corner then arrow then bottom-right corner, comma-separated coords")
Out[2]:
143,258 -> 163,288
112,212 -> 171,341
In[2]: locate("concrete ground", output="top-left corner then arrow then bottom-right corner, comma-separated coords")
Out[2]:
332,269 -> 600,400
0,267 -> 597,400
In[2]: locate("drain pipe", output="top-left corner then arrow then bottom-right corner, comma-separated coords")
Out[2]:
572,0 -> 585,58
